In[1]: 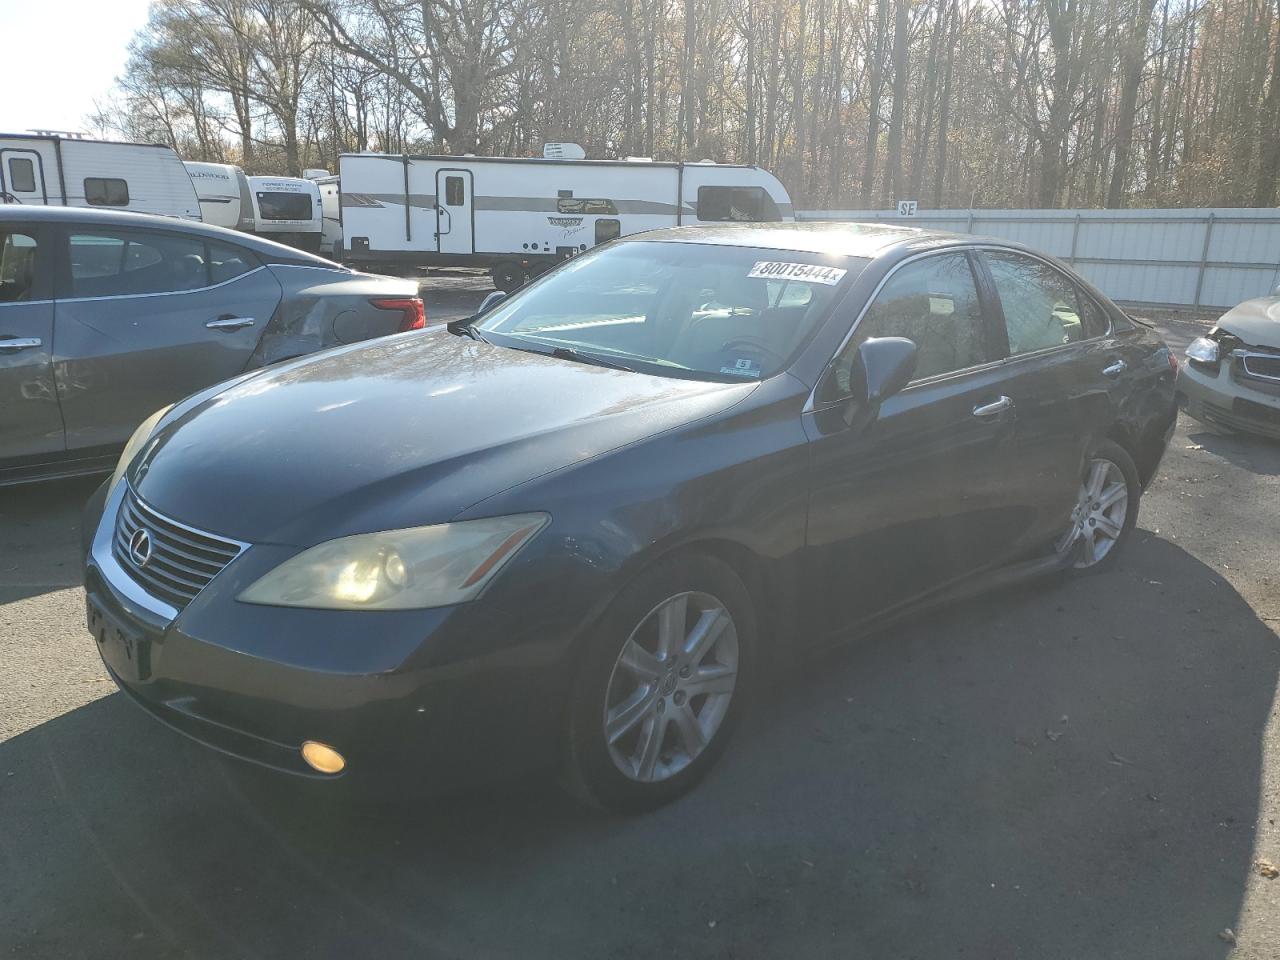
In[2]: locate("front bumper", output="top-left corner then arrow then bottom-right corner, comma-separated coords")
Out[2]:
1177,358 -> 1280,440
83,481 -> 574,784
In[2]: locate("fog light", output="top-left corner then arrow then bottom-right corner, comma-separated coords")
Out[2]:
301,740 -> 346,774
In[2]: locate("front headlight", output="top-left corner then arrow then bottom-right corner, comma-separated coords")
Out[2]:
109,405 -> 172,491
238,513 -> 550,610
1186,336 -> 1220,364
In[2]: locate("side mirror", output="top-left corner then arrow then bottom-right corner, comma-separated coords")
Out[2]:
446,290 -> 508,337
477,290 -> 508,315
848,337 -> 917,406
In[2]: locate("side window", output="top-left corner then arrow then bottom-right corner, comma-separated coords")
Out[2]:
854,252 -> 990,382
207,241 -> 258,284
444,176 -> 465,206
560,198 -> 618,215
84,177 -> 130,206
0,231 -> 38,303
68,231 -> 208,297
8,158 -> 36,193
696,186 -> 780,223
595,218 -> 621,244
984,251 -> 1102,355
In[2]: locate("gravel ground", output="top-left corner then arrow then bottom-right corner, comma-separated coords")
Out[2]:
1,301 -> 1277,960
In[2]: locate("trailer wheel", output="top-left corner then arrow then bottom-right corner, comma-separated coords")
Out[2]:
491,262 -> 526,293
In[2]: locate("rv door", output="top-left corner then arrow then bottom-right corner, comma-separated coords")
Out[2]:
1,150 -> 49,204
435,169 -> 474,255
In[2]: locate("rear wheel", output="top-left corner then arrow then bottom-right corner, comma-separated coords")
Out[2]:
562,554 -> 755,812
490,262 -> 526,294
1054,440 -> 1140,573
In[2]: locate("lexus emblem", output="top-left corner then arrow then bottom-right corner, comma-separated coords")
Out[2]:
128,528 -> 153,567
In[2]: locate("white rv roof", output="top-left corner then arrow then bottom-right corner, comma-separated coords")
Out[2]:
338,153 -> 762,171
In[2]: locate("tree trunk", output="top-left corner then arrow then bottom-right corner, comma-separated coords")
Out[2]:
1106,0 -> 1157,207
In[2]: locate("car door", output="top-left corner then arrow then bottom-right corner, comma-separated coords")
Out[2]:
974,248 -> 1118,550
802,249 -> 1033,636
52,225 -> 282,452
0,223 -> 64,464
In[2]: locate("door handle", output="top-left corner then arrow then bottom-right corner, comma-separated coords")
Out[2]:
206,316 -> 255,331
1102,359 -> 1128,377
972,395 -> 1013,417
0,337 -> 42,352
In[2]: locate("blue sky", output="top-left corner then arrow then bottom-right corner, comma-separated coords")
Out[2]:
0,0 -> 154,133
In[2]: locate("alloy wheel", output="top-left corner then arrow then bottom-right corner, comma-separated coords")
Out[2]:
602,591 -> 739,783
1056,457 -> 1129,568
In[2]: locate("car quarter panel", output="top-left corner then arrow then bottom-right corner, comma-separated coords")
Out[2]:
246,265 -> 418,366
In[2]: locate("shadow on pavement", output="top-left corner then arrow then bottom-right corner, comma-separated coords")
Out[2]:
0,475 -> 99,604
1,534 -> 1274,959
1186,426 -> 1280,477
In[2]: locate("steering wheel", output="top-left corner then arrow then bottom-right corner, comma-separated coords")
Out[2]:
0,192 -> 21,204
720,336 -> 783,367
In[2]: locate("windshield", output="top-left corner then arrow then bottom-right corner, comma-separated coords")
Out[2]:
476,240 -> 866,380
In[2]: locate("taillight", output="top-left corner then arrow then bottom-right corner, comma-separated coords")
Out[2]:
1167,347 -> 1179,376
370,297 -> 426,331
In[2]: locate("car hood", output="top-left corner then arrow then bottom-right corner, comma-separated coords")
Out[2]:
1216,297 -> 1280,347
132,330 -> 754,544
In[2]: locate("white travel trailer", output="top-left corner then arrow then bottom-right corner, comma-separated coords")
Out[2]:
0,132 -> 201,219
337,149 -> 794,290
183,161 -> 255,231
306,172 -> 342,255
247,175 -> 323,252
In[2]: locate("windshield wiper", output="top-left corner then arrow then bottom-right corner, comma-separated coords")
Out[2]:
548,346 -> 637,372
446,316 -> 489,342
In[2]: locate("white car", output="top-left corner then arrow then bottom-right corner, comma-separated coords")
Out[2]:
1179,296 -> 1280,439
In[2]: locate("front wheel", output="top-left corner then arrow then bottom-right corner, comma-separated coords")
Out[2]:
562,554 -> 755,812
1054,439 -> 1140,573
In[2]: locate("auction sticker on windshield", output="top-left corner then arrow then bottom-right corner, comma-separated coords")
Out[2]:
747,261 -> 847,285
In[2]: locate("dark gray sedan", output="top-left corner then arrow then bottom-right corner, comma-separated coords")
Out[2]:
83,222 -> 1177,811
0,206 -> 421,484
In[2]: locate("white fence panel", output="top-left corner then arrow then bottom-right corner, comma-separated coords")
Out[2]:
797,208 -> 1280,308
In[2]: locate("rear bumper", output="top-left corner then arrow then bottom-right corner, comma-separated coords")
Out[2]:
1177,361 -> 1280,439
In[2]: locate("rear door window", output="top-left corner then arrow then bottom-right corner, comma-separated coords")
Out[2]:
983,251 -> 1107,355
207,241 -> 258,284
68,230 -> 209,297
0,231 -> 39,302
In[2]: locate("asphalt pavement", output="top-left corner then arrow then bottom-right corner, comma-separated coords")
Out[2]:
1,301 -> 1278,959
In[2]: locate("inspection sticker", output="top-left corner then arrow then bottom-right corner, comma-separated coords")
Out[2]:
747,261 -> 847,285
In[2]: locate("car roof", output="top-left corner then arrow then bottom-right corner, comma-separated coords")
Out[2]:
627,221 -> 978,260
0,204 -> 336,266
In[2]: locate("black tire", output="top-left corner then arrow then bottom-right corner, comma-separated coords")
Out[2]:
491,262 -> 526,293
1060,439 -> 1141,576
561,553 -> 756,813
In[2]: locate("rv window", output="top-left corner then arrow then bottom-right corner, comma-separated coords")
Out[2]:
595,219 -> 621,244
84,177 -> 130,206
256,192 -> 313,221
559,198 -> 618,215
445,176 -> 465,206
7,158 -> 36,194
695,186 -> 780,223
0,232 -> 38,303
68,231 -> 209,297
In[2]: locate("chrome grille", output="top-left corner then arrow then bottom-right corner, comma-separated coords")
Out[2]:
1240,352 -> 1280,382
112,486 -> 245,609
